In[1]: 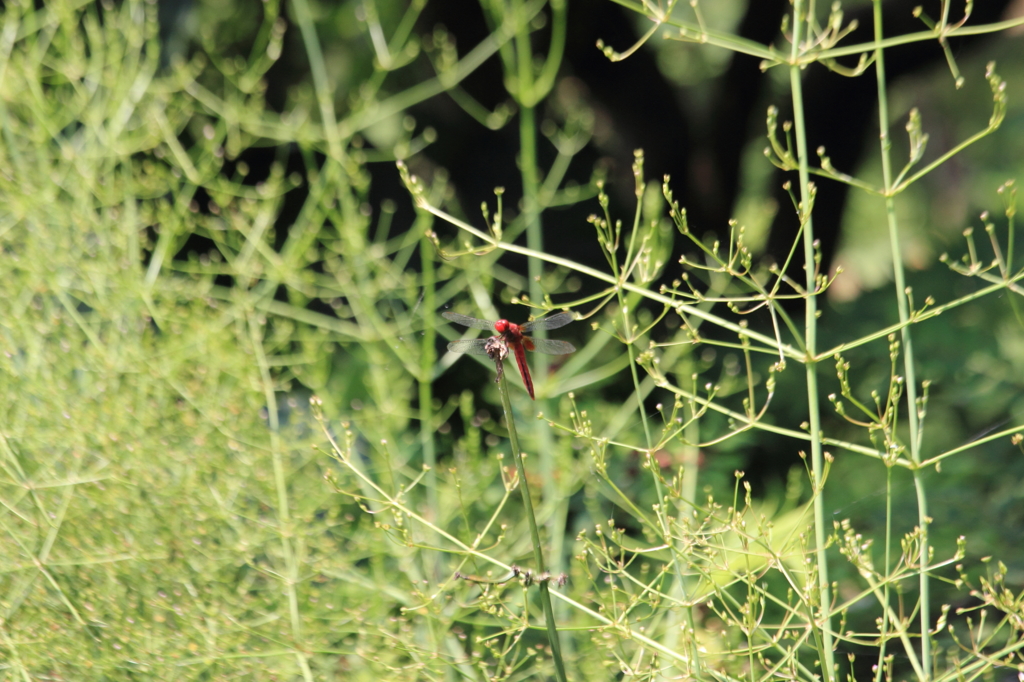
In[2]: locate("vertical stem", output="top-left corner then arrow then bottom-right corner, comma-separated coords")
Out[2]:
788,1 -> 835,678
622,304 -> 654,454
248,313 -> 314,682
519,101 -> 541,290
519,102 -> 558,519
515,26 -> 566,590
1005,184 -> 1015,274
872,3 -> 930,678
498,366 -> 568,682
513,0 -> 542,312
419,228 -> 438,515
679,375 -> 702,667
874,465 -> 895,682
290,0 -> 343,162
681,414 -> 700,506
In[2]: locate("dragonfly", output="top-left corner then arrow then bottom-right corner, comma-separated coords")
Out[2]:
442,311 -> 576,400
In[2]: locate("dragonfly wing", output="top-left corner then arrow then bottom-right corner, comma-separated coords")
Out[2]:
441,312 -> 496,330
523,337 -> 576,355
520,311 -> 575,332
447,339 -> 494,356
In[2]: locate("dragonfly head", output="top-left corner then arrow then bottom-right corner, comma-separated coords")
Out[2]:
494,319 -> 511,333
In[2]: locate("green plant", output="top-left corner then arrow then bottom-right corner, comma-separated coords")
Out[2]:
2,0 -> 1024,680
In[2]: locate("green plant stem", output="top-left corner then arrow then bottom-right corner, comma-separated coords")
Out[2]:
605,189 -> 654,474
248,312 -> 315,682
514,18 -> 569,609
520,107 -> 542,306
519,100 -> 560,549
874,465 -> 894,682
290,0 -> 342,161
497,366 -> 568,682
604,190 -> 684,675
872,3 -> 931,678
419,227 -> 438,516
789,2 -> 836,679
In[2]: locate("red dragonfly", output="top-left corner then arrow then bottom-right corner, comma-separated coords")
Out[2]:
442,311 -> 576,400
